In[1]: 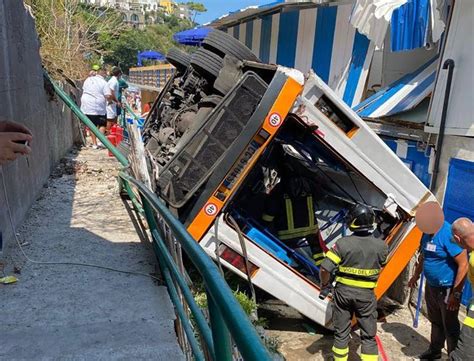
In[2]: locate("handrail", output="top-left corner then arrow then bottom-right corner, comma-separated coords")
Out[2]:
120,171 -> 271,361
124,102 -> 140,121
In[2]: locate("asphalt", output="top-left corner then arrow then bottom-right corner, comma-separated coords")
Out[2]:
0,147 -> 184,360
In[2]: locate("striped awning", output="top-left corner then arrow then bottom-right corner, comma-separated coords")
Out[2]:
210,2 -> 375,108
204,1 -> 286,28
354,56 -> 438,119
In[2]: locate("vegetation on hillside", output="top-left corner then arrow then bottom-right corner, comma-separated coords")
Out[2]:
99,12 -> 194,73
25,0 -> 123,80
25,0 -> 205,79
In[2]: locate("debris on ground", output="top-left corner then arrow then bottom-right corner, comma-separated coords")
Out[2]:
0,275 -> 18,284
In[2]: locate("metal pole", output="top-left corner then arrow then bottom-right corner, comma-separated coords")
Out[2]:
207,290 -> 232,361
430,59 -> 455,192
151,230 -> 215,359
413,273 -> 424,328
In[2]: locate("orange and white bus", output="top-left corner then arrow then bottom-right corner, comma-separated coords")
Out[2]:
150,64 -> 435,328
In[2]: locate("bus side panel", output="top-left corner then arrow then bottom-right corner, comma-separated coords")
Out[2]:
375,223 -> 422,299
200,217 -> 333,328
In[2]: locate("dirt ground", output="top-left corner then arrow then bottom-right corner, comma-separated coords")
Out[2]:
261,298 -> 450,361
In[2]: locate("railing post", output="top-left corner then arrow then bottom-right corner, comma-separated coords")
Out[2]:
207,289 -> 232,361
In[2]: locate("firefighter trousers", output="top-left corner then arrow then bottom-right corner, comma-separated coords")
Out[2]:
332,284 -> 378,361
450,304 -> 474,360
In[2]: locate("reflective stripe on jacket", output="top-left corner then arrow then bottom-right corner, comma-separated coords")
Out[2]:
262,190 -> 319,241
322,235 -> 388,289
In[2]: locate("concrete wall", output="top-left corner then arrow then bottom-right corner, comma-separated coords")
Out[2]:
0,2 -> 78,253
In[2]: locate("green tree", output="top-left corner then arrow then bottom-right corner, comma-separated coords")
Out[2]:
185,2 -> 207,22
25,0 -> 123,80
98,12 -> 194,73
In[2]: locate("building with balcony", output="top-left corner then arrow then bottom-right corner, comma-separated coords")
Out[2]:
80,0 -> 163,28
80,0 -> 160,12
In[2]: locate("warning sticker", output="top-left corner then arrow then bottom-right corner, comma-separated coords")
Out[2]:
268,112 -> 282,127
204,203 -> 219,216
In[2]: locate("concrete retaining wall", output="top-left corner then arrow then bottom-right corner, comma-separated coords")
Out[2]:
0,2 -> 79,253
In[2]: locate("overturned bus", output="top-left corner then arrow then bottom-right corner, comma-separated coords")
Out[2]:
142,30 -> 436,328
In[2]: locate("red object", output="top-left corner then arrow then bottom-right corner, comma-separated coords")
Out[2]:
375,335 -> 389,361
110,124 -> 124,144
318,231 -> 329,253
107,134 -> 117,157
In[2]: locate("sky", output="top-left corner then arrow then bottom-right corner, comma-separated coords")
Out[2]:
194,0 -> 270,25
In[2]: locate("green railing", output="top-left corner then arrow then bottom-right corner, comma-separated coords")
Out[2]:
121,173 -> 271,361
49,74 -> 271,361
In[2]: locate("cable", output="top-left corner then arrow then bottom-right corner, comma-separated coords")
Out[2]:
0,165 -> 161,283
346,168 -> 368,204
228,215 -> 257,304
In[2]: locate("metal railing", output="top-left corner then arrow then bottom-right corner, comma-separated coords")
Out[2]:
49,73 -> 271,361
120,173 -> 271,361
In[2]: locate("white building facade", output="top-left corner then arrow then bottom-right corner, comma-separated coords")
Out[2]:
80,0 -> 160,12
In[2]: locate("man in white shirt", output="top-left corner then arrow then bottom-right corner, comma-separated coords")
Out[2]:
80,65 -> 111,149
106,66 -> 123,132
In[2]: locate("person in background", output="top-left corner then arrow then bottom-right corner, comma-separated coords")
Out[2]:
320,204 -> 388,361
135,95 -> 141,114
142,101 -> 153,117
106,66 -> 122,133
80,65 -> 111,149
0,119 -> 32,165
262,155 -> 324,266
117,77 -> 128,122
450,218 -> 474,360
409,220 -> 469,360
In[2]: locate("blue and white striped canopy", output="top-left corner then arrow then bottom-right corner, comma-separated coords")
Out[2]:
210,2 -> 375,108
354,57 -> 438,119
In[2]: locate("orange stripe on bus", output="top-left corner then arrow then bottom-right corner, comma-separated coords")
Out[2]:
375,225 -> 422,299
187,76 -> 303,241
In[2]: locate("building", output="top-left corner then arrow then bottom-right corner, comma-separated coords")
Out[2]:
159,0 -> 174,14
80,0 -> 160,12
174,3 -> 191,20
80,0 -> 161,28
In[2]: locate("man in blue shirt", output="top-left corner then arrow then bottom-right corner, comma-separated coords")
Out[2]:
409,221 -> 469,359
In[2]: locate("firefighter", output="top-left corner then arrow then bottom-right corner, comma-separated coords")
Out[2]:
261,158 -> 325,266
319,203 -> 388,361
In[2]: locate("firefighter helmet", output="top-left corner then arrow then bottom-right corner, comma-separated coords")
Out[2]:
347,203 -> 375,232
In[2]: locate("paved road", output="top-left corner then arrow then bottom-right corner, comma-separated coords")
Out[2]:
0,148 -> 184,360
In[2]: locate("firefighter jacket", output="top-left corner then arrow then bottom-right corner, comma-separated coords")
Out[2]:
321,234 -> 388,289
262,183 -> 318,241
